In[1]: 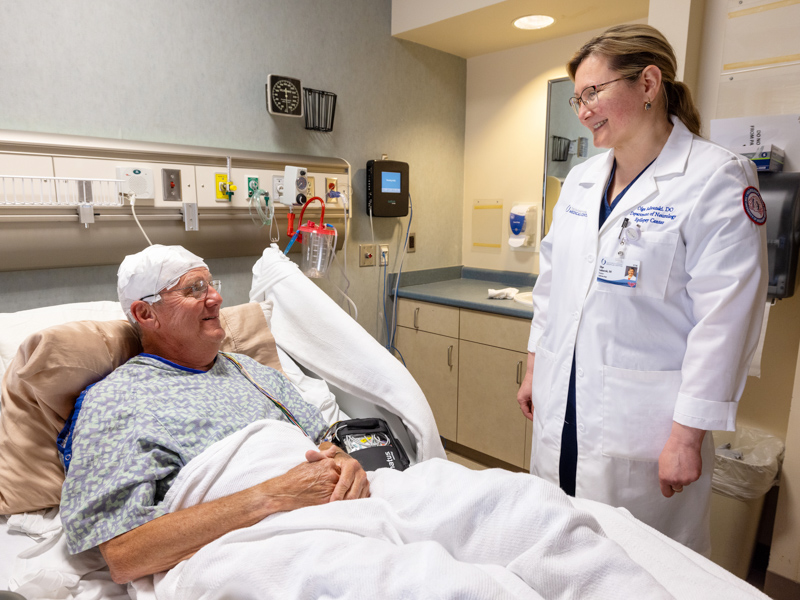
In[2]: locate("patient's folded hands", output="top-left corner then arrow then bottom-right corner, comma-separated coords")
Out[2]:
271,457 -> 342,511
307,444 -> 371,502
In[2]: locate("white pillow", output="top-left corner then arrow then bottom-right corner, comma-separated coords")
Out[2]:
0,301 -> 125,384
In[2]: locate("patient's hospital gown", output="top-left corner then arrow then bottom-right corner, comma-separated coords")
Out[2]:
59,352 -> 327,555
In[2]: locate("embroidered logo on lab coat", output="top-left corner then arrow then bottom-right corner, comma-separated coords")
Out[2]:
565,205 -> 588,218
742,186 -> 767,225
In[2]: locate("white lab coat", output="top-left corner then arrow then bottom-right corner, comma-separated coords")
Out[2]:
528,117 -> 768,554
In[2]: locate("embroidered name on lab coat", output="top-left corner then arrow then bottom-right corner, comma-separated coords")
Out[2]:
629,205 -> 678,225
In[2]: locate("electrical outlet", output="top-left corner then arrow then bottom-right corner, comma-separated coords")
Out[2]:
408,232 -> 416,253
272,175 -> 285,204
379,244 -> 389,266
359,244 -> 376,267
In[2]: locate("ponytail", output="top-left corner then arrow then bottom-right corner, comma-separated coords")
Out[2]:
665,81 -> 701,136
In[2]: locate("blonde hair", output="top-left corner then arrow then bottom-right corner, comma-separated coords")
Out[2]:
567,24 -> 701,136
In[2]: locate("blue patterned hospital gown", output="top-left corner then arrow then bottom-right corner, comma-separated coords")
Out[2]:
60,352 -> 327,554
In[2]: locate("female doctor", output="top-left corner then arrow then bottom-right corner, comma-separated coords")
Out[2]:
517,24 -> 767,555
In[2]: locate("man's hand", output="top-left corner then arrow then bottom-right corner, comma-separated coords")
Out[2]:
100,456 -> 343,584
516,352 -> 535,421
307,443 -> 370,501
658,422 -> 705,497
269,455 -> 344,510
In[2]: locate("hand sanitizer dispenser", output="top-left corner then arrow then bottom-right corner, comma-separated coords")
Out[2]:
509,204 -> 538,251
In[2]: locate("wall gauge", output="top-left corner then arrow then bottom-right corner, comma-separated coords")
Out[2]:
266,74 -> 303,117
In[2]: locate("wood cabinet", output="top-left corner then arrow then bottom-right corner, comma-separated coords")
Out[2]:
395,298 -> 533,469
393,326 -> 459,440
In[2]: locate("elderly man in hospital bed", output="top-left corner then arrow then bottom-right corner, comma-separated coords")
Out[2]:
56,244 -> 672,599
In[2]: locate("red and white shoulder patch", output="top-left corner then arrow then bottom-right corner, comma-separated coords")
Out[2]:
742,186 -> 767,225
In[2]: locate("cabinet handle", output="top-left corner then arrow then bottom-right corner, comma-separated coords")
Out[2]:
447,345 -> 454,367
414,307 -> 420,329
516,360 -> 523,385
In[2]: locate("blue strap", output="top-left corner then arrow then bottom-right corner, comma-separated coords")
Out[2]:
57,383 -> 98,474
598,158 -> 655,229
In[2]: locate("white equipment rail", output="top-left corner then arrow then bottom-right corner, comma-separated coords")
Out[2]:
0,175 -> 124,207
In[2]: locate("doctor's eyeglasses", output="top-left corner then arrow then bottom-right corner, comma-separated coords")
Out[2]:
568,77 -> 625,116
141,279 -> 221,302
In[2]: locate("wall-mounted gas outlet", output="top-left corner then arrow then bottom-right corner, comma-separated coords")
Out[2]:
215,173 -> 232,202
162,168 -> 182,202
306,176 -> 315,200
247,176 -> 259,198
359,244 -> 376,267
379,244 -> 389,266
272,175 -> 285,204
325,177 -> 338,200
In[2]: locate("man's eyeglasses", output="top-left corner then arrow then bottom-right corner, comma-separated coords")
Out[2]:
140,279 -> 221,302
568,77 -> 625,116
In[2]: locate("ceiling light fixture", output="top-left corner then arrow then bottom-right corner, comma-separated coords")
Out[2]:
513,15 -> 555,30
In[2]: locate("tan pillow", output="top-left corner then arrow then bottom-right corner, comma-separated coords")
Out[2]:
0,302 -> 280,514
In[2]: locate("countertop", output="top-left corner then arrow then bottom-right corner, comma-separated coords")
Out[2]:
393,267 -> 535,320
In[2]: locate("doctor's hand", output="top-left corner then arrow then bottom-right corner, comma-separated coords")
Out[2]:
516,352 -> 535,421
658,422 -> 706,498
307,443 -> 370,501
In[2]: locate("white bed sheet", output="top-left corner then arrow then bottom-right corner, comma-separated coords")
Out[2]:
1,517 -> 37,590
2,497 -> 769,599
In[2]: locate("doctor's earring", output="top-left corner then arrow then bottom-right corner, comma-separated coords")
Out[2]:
644,101 -> 652,111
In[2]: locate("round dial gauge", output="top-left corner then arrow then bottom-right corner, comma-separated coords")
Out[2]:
272,80 -> 300,113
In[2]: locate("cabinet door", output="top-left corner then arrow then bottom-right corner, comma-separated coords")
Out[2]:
394,326 -> 458,440
458,341 -> 528,467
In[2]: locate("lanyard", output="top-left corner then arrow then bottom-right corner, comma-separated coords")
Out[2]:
220,352 -> 310,437
599,158 -> 656,229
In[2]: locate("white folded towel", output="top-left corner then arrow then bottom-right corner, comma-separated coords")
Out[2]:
488,287 -> 519,299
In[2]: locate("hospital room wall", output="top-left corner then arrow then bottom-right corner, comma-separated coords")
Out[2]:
0,0 -> 466,341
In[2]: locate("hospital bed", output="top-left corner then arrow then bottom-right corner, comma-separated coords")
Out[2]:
0,248 -> 769,599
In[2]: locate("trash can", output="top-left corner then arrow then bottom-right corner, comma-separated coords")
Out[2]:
709,427 -> 785,578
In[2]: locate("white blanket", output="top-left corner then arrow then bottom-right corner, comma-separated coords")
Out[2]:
250,245 -> 446,463
142,419 -> 672,600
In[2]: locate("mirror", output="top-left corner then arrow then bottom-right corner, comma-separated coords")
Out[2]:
541,77 -> 603,238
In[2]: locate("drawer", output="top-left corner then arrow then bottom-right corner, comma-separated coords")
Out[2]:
396,299 -> 459,338
459,309 -> 530,352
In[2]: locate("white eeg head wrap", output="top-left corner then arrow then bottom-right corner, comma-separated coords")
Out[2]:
117,244 -> 207,324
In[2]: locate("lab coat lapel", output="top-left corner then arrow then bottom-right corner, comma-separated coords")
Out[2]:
578,151 -> 614,232
596,116 -> 693,236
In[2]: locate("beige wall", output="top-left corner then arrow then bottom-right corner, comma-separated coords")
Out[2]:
462,25 -> 623,273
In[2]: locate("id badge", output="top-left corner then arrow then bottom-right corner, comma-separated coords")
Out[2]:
597,258 -> 640,288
